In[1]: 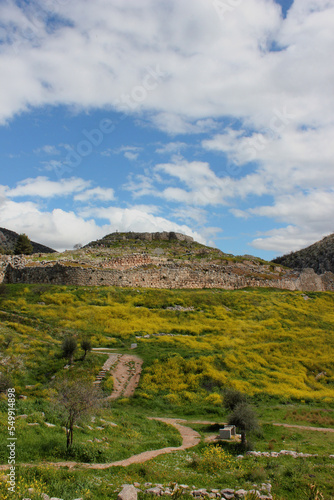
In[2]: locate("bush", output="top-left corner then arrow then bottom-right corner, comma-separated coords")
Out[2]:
191,445 -> 237,473
102,375 -> 114,393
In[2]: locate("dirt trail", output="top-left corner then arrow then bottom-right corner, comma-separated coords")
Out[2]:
91,349 -> 142,399
273,423 -> 334,433
0,418 -> 201,471
107,354 -> 143,399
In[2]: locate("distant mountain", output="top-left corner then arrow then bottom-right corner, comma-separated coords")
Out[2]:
272,233 -> 334,274
0,227 -> 56,254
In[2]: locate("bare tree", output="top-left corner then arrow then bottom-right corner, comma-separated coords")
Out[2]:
54,377 -> 102,449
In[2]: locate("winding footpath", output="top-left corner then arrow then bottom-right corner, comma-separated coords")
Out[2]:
0,418 -> 201,471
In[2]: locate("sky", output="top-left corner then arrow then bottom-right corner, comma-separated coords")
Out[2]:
0,0 -> 333,259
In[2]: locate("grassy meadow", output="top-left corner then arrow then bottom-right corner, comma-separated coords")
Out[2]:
0,283 -> 334,499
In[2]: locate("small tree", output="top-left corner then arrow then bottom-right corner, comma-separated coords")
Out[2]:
223,388 -> 248,411
54,377 -> 102,448
80,338 -> 92,360
228,402 -> 259,448
14,234 -> 33,255
61,336 -> 77,364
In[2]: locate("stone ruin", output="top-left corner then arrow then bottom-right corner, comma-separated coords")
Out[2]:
1,252 -> 334,291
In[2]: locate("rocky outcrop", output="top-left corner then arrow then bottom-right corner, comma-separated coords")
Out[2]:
90,231 -> 194,246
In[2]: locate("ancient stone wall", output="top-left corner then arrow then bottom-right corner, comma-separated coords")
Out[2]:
2,260 -> 334,291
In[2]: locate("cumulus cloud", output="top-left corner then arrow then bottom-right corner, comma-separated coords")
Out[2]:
0,177 -> 205,250
77,205 -> 206,244
0,0 -> 332,128
1,0 -> 334,254
250,190 -> 334,253
6,177 -> 91,198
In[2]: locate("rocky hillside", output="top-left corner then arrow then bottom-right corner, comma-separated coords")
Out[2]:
0,227 -> 56,254
85,231 -> 266,264
272,233 -> 334,275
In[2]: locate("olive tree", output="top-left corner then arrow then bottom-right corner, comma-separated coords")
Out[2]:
80,338 -> 92,360
54,377 -> 102,449
228,401 -> 259,448
61,336 -> 77,364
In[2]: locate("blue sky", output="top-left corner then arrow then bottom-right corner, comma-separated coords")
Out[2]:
0,0 -> 333,258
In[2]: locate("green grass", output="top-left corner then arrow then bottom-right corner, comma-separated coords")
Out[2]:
0,403 -> 182,464
0,284 -> 333,499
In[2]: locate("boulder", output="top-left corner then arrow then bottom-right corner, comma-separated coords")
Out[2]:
118,484 -> 138,500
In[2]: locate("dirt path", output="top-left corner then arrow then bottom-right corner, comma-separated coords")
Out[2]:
0,418 -> 201,471
92,349 -> 143,399
107,354 -> 143,399
273,423 -> 334,433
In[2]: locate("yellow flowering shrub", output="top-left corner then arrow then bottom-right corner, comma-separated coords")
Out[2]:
205,393 -> 223,406
196,445 -> 238,473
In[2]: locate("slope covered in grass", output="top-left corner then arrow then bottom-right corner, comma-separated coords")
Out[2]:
1,284 -> 333,404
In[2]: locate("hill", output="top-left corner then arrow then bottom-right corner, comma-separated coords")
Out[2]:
0,227 -> 56,254
84,230 -> 256,262
272,233 -> 334,274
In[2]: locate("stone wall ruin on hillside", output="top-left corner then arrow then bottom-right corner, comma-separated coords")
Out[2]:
1,254 -> 334,291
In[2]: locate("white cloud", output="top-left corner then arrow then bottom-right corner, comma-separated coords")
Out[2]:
1,0 -> 334,255
0,0 -> 332,130
74,187 -> 115,202
6,176 -> 91,198
0,192 -> 105,250
34,145 -> 61,155
155,142 -> 187,155
78,205 -> 206,244
229,208 -> 251,219
250,190 -> 334,253
124,151 -> 139,161
171,206 -> 208,226
0,182 -> 205,250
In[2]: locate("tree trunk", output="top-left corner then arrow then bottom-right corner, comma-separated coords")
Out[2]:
241,430 -> 246,448
70,425 -> 73,446
66,427 -> 71,449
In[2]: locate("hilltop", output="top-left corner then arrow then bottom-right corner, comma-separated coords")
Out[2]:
273,233 -> 334,274
84,231 -> 261,262
0,227 -> 56,254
